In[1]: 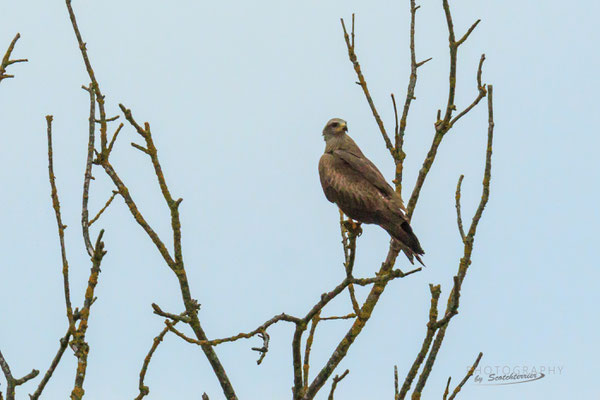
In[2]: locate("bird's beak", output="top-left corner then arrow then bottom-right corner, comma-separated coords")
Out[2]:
341,123 -> 348,132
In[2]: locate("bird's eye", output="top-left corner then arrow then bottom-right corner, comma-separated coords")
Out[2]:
331,122 -> 339,128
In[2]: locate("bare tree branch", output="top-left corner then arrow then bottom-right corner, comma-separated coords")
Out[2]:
442,376 -> 451,400
251,331 -> 270,365
81,85 -> 97,256
303,312 -> 320,390
301,243 -> 402,400
47,114 -> 109,399
327,369 -> 349,400
454,175 -> 466,242
106,123 -> 124,158
164,313 -> 300,347
394,0 -> 432,194
104,104 -> 237,398
0,349 -> 39,400
65,0 -> 108,154
0,33 -> 27,84
46,115 -> 75,331
446,352 -> 482,400
88,191 -> 118,226
449,55 -> 487,129
406,1 -> 484,220
134,319 -> 184,400
151,303 -> 192,324
302,311 -> 356,393
339,213 -> 362,317
340,15 -> 394,156
70,231 -> 107,400
397,284 -> 441,399
29,330 -> 71,400
408,85 -> 494,400
394,365 -> 399,398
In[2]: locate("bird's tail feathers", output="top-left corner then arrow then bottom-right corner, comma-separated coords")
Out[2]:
385,219 -> 425,266
400,246 -> 426,267
414,252 -> 426,267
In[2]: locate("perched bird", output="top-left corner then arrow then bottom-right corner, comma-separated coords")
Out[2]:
318,118 -> 425,265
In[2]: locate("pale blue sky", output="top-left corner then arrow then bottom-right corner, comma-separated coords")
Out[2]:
1,1 -> 598,399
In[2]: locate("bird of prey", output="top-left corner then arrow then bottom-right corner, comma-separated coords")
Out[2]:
318,118 -> 425,265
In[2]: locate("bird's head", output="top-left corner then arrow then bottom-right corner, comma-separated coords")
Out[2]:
322,118 -> 348,140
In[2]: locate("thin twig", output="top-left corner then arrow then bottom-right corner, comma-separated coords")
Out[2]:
151,303 -> 191,323
442,377 -> 451,400
467,85 -> 494,241
394,0 -> 431,193
394,365 -> 399,399
454,175 -> 466,242
81,84 -> 96,256
134,321 -> 180,400
88,191 -> 118,226
106,123 -> 123,158
165,313 -> 300,347
447,352 -> 482,400
0,33 -> 27,84
449,55 -> 487,129
327,369 -> 349,400
251,331 -> 270,365
340,216 -> 362,317
29,330 -> 71,400
96,115 -> 119,123
65,0 -> 108,153
352,267 -> 421,286
131,142 -> 150,155
397,285 -> 441,399
300,311 -> 355,392
456,20 -> 481,48
319,314 -> 356,321
101,161 -> 176,266
303,312 -> 320,390
46,115 -> 75,330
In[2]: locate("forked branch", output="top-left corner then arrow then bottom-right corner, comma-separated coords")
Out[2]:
0,350 -> 39,400
394,0 -> 432,194
444,352 -> 483,400
341,15 -> 394,156
327,369 -> 349,400
406,1 -> 484,220
402,85 -> 494,400
0,33 -> 27,84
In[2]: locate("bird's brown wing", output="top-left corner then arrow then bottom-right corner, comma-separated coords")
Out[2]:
319,150 -> 424,263
332,149 -> 406,212
319,152 -> 384,223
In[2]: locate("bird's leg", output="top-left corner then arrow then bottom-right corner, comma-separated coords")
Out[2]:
339,209 -> 346,229
338,209 -> 364,320
344,219 -> 362,238
339,210 -> 362,238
